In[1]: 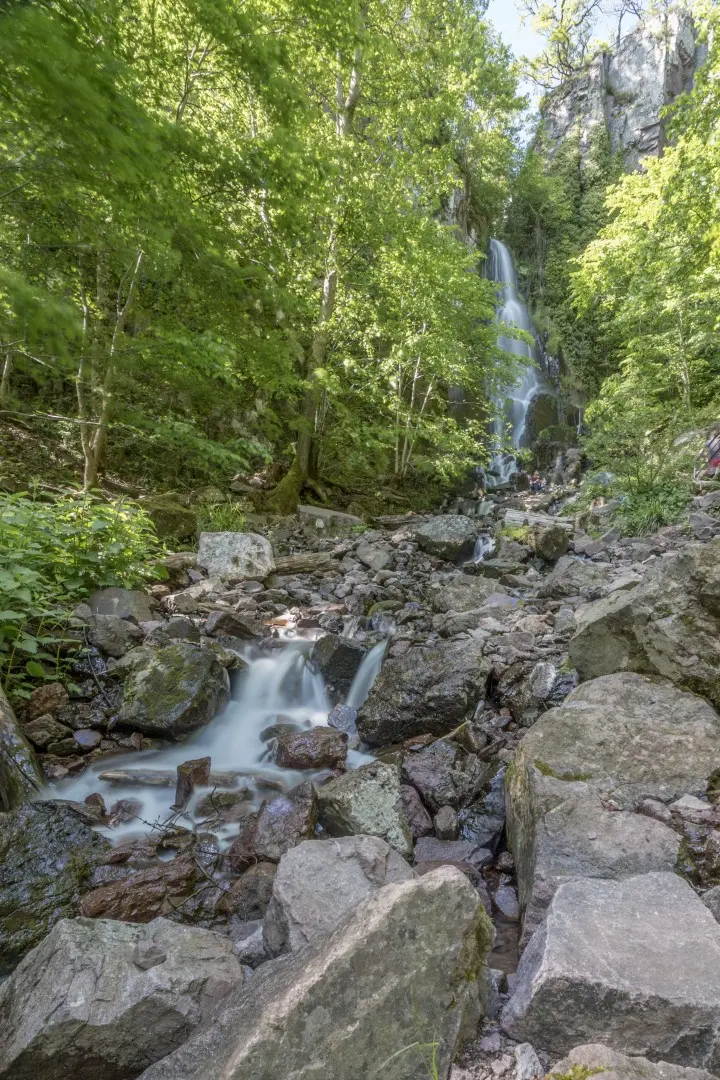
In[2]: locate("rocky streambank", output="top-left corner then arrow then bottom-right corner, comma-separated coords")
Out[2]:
1,480 -> 720,1079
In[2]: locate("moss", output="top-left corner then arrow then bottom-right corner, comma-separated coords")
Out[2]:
534,759 -> 591,782
551,1067 -> 605,1080
502,525 -> 532,543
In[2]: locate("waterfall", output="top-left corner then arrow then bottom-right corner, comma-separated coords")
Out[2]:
345,640 -> 388,709
487,239 -> 547,484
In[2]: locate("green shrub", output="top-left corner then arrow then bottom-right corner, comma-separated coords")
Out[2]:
616,482 -> 692,536
195,500 -> 247,534
0,490 -> 162,693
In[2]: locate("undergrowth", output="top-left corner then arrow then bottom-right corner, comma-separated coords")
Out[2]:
0,490 -> 162,695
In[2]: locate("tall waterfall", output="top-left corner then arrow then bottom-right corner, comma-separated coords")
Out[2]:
487,239 -> 546,483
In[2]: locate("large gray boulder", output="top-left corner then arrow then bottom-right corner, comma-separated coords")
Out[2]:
357,638 -> 490,746
431,573 -> 508,613
551,1045 -> 716,1080
0,802 -> 109,973
570,540 -> 720,709
0,916 -> 244,1080
537,555 -> 610,599
115,643 -> 229,737
414,515 -> 477,560
138,867 -> 494,1080
197,531 -> 275,581
0,687 -> 43,811
316,761 -> 413,858
502,873 -> 720,1070
263,835 -> 414,956
506,673 -> 719,945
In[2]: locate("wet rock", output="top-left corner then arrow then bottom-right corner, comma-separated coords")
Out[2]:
204,609 -> 261,639
194,789 -> 252,823
80,856 -> 198,921
414,836 -> 492,870
218,863 -> 277,920
528,525 -> 570,562
538,556 -> 610,599
0,802 -> 109,972
0,687 -> 43,811
414,515 -> 477,560
327,703 -> 359,748
263,835 -> 414,956
400,784 -> 433,838
72,728 -> 102,751
496,661 -> 578,728
569,540 -> 720,709
0,916 -> 243,1080
115,643 -> 229,738
502,872 -> 720,1067
357,638 -> 491,747
89,586 -> 154,622
87,613 -> 144,657
435,805 -> 460,840
26,683 -> 69,720
22,714 -> 72,750
310,634 -> 367,696
317,760 -> 413,858
273,726 -> 347,769
459,767 -> 506,851
139,868 -> 493,1080
551,1044 -> 716,1080
402,739 -> 491,811
494,884 -> 520,921
173,756 -> 211,810
197,531 -> 275,581
227,782 -> 318,870
431,573 -> 508,613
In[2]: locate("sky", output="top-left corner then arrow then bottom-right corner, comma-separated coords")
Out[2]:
486,0 -> 545,62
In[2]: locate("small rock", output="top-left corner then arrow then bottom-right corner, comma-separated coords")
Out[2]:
400,784 -> 433,839
132,938 -> 167,969
273,726 -> 348,769
479,1032 -> 503,1053
22,715 -> 72,749
73,728 -> 102,751
671,794 -> 711,813
27,683 -> 69,721
494,884 -> 520,921
491,1054 -> 514,1075
434,805 -> 459,840
173,756 -> 211,810
514,1043 -> 543,1080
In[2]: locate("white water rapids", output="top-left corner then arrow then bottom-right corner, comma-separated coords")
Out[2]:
487,239 -> 548,484
50,638 -> 377,845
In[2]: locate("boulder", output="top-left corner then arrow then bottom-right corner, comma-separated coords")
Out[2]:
400,783 -> 433,838
431,573 -> 508,613
22,714 -> 72,750
197,531 -> 275,581
401,740 -> 491,811
263,835 -> 414,956
496,661 -> 578,727
317,761 -> 413,858
502,872 -> 720,1070
569,540 -> 720,709
0,916 -> 243,1080
115,643 -> 229,738
27,683 -> 69,720
357,639 -> 491,747
88,587 -> 154,622
79,857 -> 198,922
227,782 -> 318,870
414,515 -> 477,561
145,500 -> 198,540
87,613 -> 144,657
311,634 -> 367,696
552,1045 -> 716,1080
527,525 -> 570,562
138,868 -> 494,1080
0,687 -> 43,811
413,836 -> 492,870
204,610 -> 261,639
506,673 -> 719,945
273,726 -> 347,769
537,555 -> 610,599
434,805 -> 459,840
0,802 -> 109,973
218,863 -> 277,920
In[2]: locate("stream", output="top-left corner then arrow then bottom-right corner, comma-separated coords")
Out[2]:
52,637 -> 379,846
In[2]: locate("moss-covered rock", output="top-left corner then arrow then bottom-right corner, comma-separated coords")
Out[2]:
115,643 -> 230,738
0,802 -> 110,973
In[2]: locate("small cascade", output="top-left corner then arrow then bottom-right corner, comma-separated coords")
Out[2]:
486,239 -> 549,484
345,640 -> 388,709
473,534 -> 495,563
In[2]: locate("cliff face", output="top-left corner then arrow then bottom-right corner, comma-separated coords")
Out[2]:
542,11 -> 703,167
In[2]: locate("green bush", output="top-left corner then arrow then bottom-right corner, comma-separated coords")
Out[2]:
195,500 -> 247,534
616,483 -> 692,536
0,491 -> 162,693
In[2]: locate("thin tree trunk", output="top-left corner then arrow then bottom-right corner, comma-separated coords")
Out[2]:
0,354 -> 12,402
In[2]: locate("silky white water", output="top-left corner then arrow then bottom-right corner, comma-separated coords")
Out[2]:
473,534 -> 495,563
49,639 -> 378,845
487,239 -> 548,483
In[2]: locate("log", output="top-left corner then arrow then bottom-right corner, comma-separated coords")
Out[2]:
504,509 -> 573,533
274,552 -> 335,574
98,768 -> 244,789
372,514 -> 429,529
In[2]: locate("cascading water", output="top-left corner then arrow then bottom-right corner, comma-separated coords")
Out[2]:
51,638 -> 377,845
486,239 -> 548,484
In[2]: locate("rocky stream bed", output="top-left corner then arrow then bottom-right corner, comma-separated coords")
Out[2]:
1,479 -> 720,1080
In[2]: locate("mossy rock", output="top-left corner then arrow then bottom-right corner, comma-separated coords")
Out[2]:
146,500 -> 198,540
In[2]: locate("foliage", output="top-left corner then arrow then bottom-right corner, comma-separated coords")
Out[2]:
572,6 -> 720,496
0,0 -> 523,499
0,491 -> 161,692
195,500 -> 247,535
